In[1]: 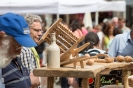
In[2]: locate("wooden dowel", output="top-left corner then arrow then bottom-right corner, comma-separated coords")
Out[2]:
95,59 -> 106,63
61,56 -> 97,66
47,77 -> 54,88
94,73 -> 100,88
122,70 -> 129,88
82,78 -> 89,88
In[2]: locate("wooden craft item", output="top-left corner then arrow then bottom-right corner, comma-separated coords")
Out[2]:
84,54 -> 90,57
86,59 -> 95,66
115,55 -> 124,62
86,54 -> 114,65
96,54 -> 114,63
37,18 -> 90,68
124,56 -> 133,62
86,59 -> 110,65
60,36 -> 89,62
96,53 -> 109,58
60,56 -> 97,66
38,18 -> 80,54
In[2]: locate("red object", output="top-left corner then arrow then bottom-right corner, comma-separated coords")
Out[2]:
88,78 -> 94,84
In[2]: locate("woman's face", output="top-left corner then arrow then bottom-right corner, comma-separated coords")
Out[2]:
109,26 -> 114,34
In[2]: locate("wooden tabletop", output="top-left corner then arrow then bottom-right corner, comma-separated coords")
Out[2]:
33,62 -> 133,78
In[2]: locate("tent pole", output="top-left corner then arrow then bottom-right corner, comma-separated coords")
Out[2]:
95,11 -> 99,26
66,14 -> 69,25
57,13 -> 59,20
123,11 -> 126,19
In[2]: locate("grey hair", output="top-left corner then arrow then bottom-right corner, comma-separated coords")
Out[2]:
24,13 -> 42,26
111,17 -> 118,22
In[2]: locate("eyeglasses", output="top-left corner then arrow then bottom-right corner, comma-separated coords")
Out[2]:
31,28 -> 43,33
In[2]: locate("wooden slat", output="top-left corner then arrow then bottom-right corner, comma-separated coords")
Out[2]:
37,18 -> 62,45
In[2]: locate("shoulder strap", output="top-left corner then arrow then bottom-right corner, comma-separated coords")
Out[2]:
30,47 -> 40,68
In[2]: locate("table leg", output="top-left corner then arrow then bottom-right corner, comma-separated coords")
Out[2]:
81,78 -> 89,88
94,73 -> 100,88
122,70 -> 129,88
47,77 -> 54,88
80,61 -> 84,68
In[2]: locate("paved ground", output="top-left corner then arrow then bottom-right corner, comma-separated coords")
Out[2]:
54,83 -> 72,88
50,83 -> 72,88
54,83 -> 61,88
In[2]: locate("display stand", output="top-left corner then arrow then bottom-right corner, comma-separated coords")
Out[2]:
33,62 -> 133,88
36,18 -> 133,88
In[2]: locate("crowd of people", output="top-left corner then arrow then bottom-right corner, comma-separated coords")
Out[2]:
0,12 -> 132,88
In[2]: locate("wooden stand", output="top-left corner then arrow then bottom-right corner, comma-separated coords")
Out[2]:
35,18 -> 133,88
33,62 -> 133,88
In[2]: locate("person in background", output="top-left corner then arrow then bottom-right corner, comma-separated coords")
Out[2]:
35,17 -> 46,67
95,25 -> 104,50
118,17 -> 130,33
102,18 -> 109,34
111,17 -> 118,28
80,22 -> 88,36
71,20 -> 84,47
35,41 -> 45,67
71,20 -> 83,39
0,13 -> 37,88
92,25 -> 97,33
20,13 -> 43,88
103,23 -> 115,51
81,32 -> 106,57
108,19 -> 133,87
108,27 -> 133,57
86,26 -> 92,32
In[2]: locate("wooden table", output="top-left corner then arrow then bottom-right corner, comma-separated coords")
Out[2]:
33,62 -> 133,88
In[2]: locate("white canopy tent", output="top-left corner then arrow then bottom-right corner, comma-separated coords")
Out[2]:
0,0 -> 126,27
0,0 -> 58,14
0,0 -> 126,14
57,0 -> 97,14
58,0 -> 126,14
97,0 -> 126,12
